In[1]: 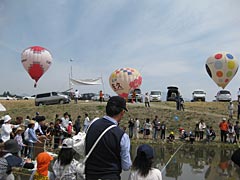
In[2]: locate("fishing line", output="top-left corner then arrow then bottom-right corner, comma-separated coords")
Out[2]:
160,143 -> 184,173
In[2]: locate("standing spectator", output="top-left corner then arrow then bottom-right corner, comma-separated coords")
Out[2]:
99,90 -> 104,103
199,119 -> 206,140
180,96 -> 185,111
85,96 -> 132,179
238,103 -> 240,120
1,115 -> 19,142
67,121 -> 73,137
46,122 -> 55,149
238,88 -> 240,103
61,112 -> 70,133
152,116 -> 160,140
14,127 -> 26,157
219,117 -> 228,143
133,118 -> 140,139
175,96 -> 181,110
143,118 -> 151,139
28,120 -> 42,160
53,119 -> 63,149
132,91 -> 136,103
145,92 -> 150,107
34,115 -> 46,135
194,123 -> 200,141
73,115 -> 81,134
228,101 -> 234,119
74,89 -> 79,104
128,118 -> 134,139
228,123 -> 235,143
128,144 -> 162,180
234,121 -> 240,143
160,121 -> 166,140
83,113 -> 90,132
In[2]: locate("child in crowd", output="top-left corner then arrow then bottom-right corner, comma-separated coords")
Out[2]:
128,144 -> 162,180
14,127 -> 26,157
30,152 -> 54,180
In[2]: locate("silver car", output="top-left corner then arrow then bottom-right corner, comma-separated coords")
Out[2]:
35,92 -> 71,106
215,90 -> 231,102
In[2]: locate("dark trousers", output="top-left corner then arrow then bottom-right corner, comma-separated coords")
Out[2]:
221,130 -> 227,142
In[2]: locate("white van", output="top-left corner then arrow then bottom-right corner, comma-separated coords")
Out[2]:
149,90 -> 162,102
35,92 -> 71,106
192,89 -> 206,102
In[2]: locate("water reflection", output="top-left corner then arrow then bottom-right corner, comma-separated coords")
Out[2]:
130,144 -> 240,180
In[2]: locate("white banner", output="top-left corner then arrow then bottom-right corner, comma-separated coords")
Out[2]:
70,77 -> 102,85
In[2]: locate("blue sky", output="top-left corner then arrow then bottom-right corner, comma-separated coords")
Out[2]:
1,0 -> 240,101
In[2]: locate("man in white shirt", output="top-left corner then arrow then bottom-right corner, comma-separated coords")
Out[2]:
74,89 -> 79,104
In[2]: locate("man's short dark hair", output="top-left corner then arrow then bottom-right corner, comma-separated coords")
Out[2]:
106,104 -> 123,117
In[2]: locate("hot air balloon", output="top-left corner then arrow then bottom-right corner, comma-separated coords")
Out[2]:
109,67 -> 142,98
21,46 -> 53,87
205,52 -> 238,89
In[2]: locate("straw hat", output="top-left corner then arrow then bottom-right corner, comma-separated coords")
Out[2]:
29,120 -> 35,125
15,127 -> 24,134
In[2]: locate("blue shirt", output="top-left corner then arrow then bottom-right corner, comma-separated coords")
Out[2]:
28,128 -> 38,143
103,115 -> 132,170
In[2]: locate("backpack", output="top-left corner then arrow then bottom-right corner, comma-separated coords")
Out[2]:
24,128 -> 29,141
0,157 -> 8,179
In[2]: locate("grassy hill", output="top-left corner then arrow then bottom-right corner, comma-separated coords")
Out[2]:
0,100 -> 236,140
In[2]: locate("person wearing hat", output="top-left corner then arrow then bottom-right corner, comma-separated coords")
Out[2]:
129,144 -> 162,180
85,96 -> 132,180
30,152 -> 54,180
27,120 -> 42,159
14,127 -> 26,157
219,117 -> 229,143
52,138 -> 83,179
0,139 -> 34,179
1,115 -> 20,142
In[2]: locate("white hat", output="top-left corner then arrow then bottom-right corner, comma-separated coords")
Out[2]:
222,117 -> 227,121
4,115 -> 11,123
62,138 -> 74,148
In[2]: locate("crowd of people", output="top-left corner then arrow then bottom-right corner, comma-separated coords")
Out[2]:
1,94 -> 240,179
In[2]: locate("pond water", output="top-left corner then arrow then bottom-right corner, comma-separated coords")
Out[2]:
121,143 -> 240,180
14,143 -> 240,180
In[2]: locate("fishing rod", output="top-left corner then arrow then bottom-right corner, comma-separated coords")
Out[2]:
161,143 -> 184,173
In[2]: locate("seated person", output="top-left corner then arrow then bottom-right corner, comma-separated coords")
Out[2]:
189,131 -> 195,144
206,126 -> 216,142
167,131 -> 175,142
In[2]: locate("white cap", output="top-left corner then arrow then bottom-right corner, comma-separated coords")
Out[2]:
62,138 -> 74,148
222,117 -> 227,121
4,115 -> 11,123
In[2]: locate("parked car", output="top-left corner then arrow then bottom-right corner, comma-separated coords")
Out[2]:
192,89 -> 206,102
22,95 -> 36,100
91,93 -> 111,101
35,92 -> 71,106
167,86 -> 180,101
149,90 -> 162,102
128,88 -> 142,102
215,90 -> 231,102
79,93 -> 96,100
